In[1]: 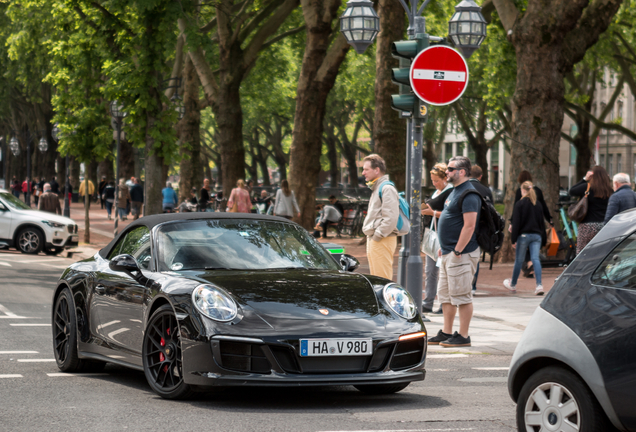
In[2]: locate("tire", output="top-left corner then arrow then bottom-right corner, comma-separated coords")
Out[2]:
52,288 -> 83,372
142,305 -> 193,400
517,366 -> 611,432
354,383 -> 410,395
17,227 -> 44,254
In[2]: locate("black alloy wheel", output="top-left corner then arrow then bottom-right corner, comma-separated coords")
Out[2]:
517,366 -> 612,432
17,227 -> 44,254
52,288 -> 82,371
354,383 -> 410,395
142,305 -> 193,399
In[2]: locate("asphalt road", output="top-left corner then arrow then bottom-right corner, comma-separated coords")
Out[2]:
0,250 -> 527,432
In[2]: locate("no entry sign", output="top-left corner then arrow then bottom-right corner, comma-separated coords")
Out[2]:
409,45 -> 469,106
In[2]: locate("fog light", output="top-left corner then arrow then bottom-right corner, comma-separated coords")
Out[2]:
399,332 -> 427,341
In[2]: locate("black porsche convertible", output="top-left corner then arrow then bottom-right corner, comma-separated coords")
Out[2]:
52,213 -> 427,399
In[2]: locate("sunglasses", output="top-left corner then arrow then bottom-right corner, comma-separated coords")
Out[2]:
446,167 -> 458,172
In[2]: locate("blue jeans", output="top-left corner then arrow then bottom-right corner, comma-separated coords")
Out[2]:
118,207 -> 127,219
105,201 -> 113,217
511,233 -> 542,286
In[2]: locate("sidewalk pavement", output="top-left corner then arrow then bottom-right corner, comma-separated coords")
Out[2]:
66,202 -> 557,353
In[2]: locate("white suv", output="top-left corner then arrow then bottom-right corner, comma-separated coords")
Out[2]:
0,189 -> 78,255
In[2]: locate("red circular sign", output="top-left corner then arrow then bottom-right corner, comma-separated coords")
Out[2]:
409,45 -> 469,106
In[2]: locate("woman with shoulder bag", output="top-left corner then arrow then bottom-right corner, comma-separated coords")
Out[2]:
569,165 -> 612,254
227,179 -> 252,213
420,163 -> 453,314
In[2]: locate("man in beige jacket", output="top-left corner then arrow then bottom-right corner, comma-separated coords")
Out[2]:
361,154 -> 399,280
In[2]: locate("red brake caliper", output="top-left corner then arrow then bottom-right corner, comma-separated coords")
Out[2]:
159,328 -> 172,373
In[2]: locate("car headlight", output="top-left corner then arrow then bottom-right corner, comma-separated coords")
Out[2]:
42,221 -> 65,228
383,283 -> 416,319
192,284 -> 238,322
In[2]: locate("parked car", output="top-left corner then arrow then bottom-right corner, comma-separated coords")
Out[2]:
52,213 -> 426,399
508,208 -> 636,431
0,189 -> 78,255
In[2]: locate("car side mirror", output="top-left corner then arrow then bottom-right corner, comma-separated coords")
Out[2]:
110,254 -> 141,274
340,254 -> 360,272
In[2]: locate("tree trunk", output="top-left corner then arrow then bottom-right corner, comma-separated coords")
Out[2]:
473,141 -> 489,186
372,0 -> 406,191
499,49 -> 564,262
178,56 -> 203,203
97,159 -> 114,183
213,82 -> 245,198
119,138 -> 135,182
325,128 -> 339,186
145,115 -> 166,216
289,0 -> 349,229
83,163 -> 92,244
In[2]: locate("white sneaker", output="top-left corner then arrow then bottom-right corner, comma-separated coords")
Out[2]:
535,285 -> 544,296
503,279 -> 516,293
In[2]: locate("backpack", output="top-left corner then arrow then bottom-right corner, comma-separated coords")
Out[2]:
458,189 -> 505,270
378,181 -> 411,236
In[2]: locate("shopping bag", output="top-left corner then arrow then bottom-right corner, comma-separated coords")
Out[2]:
421,217 -> 440,259
547,227 -> 559,256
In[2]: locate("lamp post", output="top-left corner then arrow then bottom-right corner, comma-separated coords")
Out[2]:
110,100 -> 127,235
52,124 -> 71,217
340,0 -> 486,311
0,137 -> 5,190
10,132 -> 33,206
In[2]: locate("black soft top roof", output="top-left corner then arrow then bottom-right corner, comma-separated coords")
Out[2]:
98,212 -> 297,258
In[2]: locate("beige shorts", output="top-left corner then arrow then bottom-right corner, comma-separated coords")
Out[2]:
437,248 -> 480,306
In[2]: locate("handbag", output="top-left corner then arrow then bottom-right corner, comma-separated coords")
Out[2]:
568,183 -> 590,223
421,217 -> 440,259
546,227 -> 559,256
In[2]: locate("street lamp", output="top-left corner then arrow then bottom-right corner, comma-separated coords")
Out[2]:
448,0 -> 487,59
339,0 -> 380,54
172,94 -> 186,120
110,100 -> 127,236
9,137 -> 20,156
340,0 -> 485,312
51,123 -> 71,217
38,137 -> 48,153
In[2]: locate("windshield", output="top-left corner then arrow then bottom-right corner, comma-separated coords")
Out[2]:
0,192 -> 31,210
156,219 -> 340,272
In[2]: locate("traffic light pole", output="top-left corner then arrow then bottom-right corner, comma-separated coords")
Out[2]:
406,111 -> 424,309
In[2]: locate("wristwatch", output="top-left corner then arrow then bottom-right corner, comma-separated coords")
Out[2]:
453,249 -> 461,256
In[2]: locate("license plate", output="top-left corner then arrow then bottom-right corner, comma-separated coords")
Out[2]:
299,338 -> 372,357
72,235 -> 79,241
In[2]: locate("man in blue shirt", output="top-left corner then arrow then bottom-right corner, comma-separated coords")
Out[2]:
429,156 -> 481,348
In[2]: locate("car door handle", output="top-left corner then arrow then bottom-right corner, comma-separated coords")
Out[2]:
95,284 -> 106,294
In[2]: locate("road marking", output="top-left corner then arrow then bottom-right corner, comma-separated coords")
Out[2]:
17,359 -> 56,362
427,354 -> 469,359
47,373 -> 108,377
319,429 -> 474,432
0,261 -> 11,267
0,351 -> 39,354
0,374 -> 23,378
1,258 -> 69,264
458,377 -> 508,383
0,303 -> 22,318
10,324 -> 51,327
472,367 -> 509,371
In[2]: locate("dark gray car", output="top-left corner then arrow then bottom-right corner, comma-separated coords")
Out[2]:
508,209 -> 636,432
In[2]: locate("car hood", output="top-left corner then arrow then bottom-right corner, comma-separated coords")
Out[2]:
12,209 -> 75,225
191,269 -> 380,320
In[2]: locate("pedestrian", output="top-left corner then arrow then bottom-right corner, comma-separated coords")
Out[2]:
38,183 -> 62,215
199,178 -> 211,212
428,156 -> 481,348
65,176 -> 73,207
361,154 -> 400,280
504,181 -> 546,295
11,177 -> 21,198
328,195 -> 344,216
98,176 -> 107,209
33,178 -> 41,208
49,176 -> 60,194
117,178 -> 130,220
569,165 -> 612,254
273,179 -> 300,220
313,203 -> 342,239
227,179 -> 252,213
510,170 -> 552,278
178,187 -> 198,212
78,177 -> 95,208
161,181 -> 178,213
421,163 -> 453,314
255,189 -> 274,214
129,178 -> 144,220
246,179 -> 255,200
604,172 -> 636,223
22,177 -> 31,204
103,181 -> 115,220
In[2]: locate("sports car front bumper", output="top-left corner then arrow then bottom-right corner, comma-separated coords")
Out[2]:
181,334 -> 427,388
